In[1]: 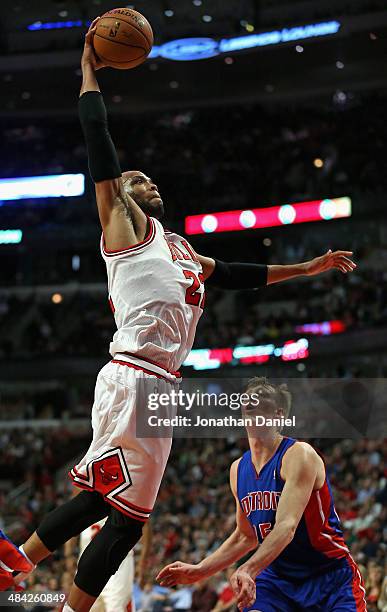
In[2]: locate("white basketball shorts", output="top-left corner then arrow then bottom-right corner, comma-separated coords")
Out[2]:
70,354 -> 180,522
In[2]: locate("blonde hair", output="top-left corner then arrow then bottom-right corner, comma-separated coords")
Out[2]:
246,376 -> 292,418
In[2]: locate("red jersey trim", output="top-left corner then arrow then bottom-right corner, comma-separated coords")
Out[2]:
115,495 -> 152,515
108,295 -> 115,313
69,473 -> 92,491
111,359 -> 180,382
304,481 -> 349,560
105,497 -> 149,522
102,216 -> 155,256
119,351 -> 181,378
69,472 -> 149,522
71,465 -> 91,484
348,556 -> 367,611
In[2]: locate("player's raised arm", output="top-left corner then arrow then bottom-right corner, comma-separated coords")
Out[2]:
230,443 -> 321,610
197,249 -> 356,289
78,20 -> 147,250
156,459 -> 257,587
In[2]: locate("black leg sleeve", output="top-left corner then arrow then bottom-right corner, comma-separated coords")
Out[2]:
74,513 -> 143,597
36,491 -> 109,552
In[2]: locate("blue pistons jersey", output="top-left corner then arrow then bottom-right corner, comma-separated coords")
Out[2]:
237,437 -> 351,580
237,438 -> 367,611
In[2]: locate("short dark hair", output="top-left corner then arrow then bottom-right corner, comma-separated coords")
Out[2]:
246,377 -> 292,418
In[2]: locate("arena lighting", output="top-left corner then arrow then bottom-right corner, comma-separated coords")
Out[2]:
27,20 -> 341,61
183,338 -> 309,370
295,320 -> 346,335
149,21 -> 341,61
185,197 -> 351,235
28,20 -> 84,30
0,174 -> 85,201
0,230 -> 23,244
51,293 -> 63,304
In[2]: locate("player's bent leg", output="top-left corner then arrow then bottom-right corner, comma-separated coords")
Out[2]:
69,510 -> 143,612
29,490 -> 109,561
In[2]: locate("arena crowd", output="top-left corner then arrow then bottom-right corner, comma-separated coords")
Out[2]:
1,431 -> 386,611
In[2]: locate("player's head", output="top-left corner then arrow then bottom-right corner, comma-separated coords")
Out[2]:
122,170 -> 164,219
243,377 -> 292,437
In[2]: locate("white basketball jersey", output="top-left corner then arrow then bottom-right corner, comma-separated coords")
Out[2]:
101,217 -> 205,372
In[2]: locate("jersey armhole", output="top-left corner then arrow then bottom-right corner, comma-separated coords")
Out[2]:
101,216 -> 156,259
314,447 -> 327,491
278,438 -> 297,482
235,456 -> 244,506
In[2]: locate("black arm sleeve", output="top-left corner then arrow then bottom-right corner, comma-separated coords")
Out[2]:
78,91 -> 122,183
206,259 -> 268,289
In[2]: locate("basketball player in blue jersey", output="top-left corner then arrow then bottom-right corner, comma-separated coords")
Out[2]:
0,19 -> 357,612
157,378 -> 367,612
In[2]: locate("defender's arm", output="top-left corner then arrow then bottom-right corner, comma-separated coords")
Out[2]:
156,459 -> 257,587
79,21 -> 147,250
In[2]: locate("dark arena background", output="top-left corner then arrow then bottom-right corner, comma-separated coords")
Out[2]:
0,0 -> 386,611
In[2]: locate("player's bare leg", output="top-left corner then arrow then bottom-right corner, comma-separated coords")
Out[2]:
66,584 -> 96,612
21,532 -> 51,565
8,532 -> 51,587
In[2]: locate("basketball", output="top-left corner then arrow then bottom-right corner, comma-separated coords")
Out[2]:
93,8 -> 153,70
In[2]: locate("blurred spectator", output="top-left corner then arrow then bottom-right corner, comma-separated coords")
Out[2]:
191,578 -> 218,612
211,567 -> 237,611
378,573 -> 387,612
169,586 -> 193,611
1,431 -> 385,609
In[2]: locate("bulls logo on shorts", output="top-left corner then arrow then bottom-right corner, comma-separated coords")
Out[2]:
93,454 -> 126,494
70,447 -> 132,498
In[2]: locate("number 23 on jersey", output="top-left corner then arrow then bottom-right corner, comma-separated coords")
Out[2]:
183,269 -> 205,309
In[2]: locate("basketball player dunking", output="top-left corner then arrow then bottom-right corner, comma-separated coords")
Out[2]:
0,19 -> 356,612
157,378 -> 367,612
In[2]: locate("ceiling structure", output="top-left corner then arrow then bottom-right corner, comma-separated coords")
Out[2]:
0,0 -> 386,117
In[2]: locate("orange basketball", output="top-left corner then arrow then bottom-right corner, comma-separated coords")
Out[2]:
93,8 -> 153,70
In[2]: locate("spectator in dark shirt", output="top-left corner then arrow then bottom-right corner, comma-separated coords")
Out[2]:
191,578 -> 218,612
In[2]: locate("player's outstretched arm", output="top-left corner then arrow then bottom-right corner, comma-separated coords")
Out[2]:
267,249 -> 356,284
78,20 -> 147,250
229,443 -> 321,610
197,249 -> 356,290
156,459 -> 257,588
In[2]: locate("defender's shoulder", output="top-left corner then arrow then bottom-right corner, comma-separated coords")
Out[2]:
282,441 -> 323,474
230,457 -> 243,493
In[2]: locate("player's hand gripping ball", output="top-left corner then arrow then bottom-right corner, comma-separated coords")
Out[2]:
93,8 -> 153,69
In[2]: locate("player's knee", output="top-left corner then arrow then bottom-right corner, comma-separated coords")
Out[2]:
75,518 -> 143,598
105,525 -> 138,575
36,491 -> 108,552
